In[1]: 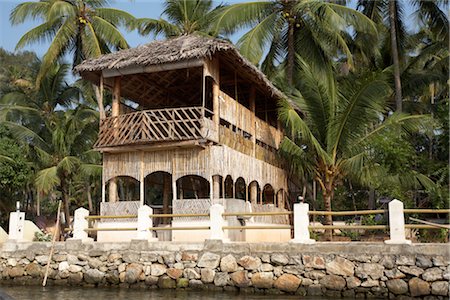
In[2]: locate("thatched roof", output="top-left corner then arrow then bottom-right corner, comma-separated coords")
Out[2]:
75,35 -> 285,100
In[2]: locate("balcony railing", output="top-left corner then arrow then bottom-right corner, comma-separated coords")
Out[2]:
95,107 -> 213,148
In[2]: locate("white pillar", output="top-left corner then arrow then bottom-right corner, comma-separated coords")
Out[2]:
136,205 -> 157,241
290,203 -> 315,244
385,199 -> 411,244
209,204 -> 225,240
70,207 -> 93,242
8,211 -> 25,241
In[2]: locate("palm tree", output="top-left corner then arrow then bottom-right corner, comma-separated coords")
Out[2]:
135,0 -> 225,38
213,0 -> 377,85
10,0 -> 136,118
278,59 -> 431,239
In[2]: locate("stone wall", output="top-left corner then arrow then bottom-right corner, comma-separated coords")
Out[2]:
0,241 -> 448,299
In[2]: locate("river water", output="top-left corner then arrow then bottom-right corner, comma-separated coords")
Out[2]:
0,286 -> 331,300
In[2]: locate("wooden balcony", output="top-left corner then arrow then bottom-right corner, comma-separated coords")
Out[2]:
95,107 -> 216,150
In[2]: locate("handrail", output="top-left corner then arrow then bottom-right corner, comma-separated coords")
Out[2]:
85,215 -> 137,220
404,209 -> 450,214
222,211 -> 292,217
309,210 -> 385,216
150,213 -> 209,218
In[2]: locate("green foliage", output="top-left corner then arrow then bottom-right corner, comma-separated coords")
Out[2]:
34,231 -> 52,242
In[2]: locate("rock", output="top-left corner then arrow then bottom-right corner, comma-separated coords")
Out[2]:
422,268 -> 443,281
25,263 -> 41,277
214,272 -> 229,287
145,276 -> 159,286
282,265 -> 303,275
308,284 -> 323,296
303,255 -> 325,269
301,278 -> 313,286
140,252 -> 158,262
7,258 -> 17,267
238,256 -> 261,270
122,252 -> 140,263
384,268 -> 406,279
58,261 -> 69,272
88,258 -> 102,269
274,274 -> 301,293
189,279 -> 204,289
176,278 -> 189,288
361,279 -> 379,287
220,254 -> 237,272
320,275 -> 346,290
183,268 -> 200,280
53,254 -> 67,262
432,256 -> 447,267
84,269 -> 105,284
380,256 -> 395,269
251,272 -> 274,289
307,270 -> 326,280
396,256 -> 415,266
386,279 -> 408,295
162,253 -> 175,266
409,277 -> 431,297
201,268 -> 215,283
105,272 -> 120,284
67,254 -> 79,265
230,270 -> 251,287
261,263 -> 273,272
346,276 -> 361,289
181,252 -> 198,262
355,263 -> 384,280
326,257 -> 355,276
197,252 -> 221,269
8,266 -> 24,278
150,264 -> 167,276
416,256 -> 433,268
398,266 -> 424,277
271,254 -> 289,266
68,272 -> 83,285
273,266 -> 283,277
35,255 -> 49,265
167,268 -> 183,280
59,269 -> 70,279
125,263 -> 143,283
108,253 -> 122,263
158,275 -> 176,289
68,265 -> 83,273
431,281 -> 448,296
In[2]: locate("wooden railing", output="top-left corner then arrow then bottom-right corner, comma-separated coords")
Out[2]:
95,107 -> 211,148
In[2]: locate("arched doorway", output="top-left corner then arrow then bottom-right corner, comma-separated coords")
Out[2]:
176,175 -> 210,199
235,177 -> 246,200
144,172 -> 172,224
262,184 -> 275,205
105,176 -> 139,202
224,175 -> 233,198
248,181 -> 260,204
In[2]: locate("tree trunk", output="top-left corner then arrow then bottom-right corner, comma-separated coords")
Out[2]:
389,0 -> 402,112
60,178 -> 71,227
86,182 -> 93,213
368,188 -> 376,210
322,190 -> 333,241
93,84 -> 106,120
287,21 -> 295,87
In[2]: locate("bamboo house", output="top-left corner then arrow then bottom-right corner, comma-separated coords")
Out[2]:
76,35 -> 290,242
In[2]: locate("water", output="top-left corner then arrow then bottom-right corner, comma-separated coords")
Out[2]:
0,286 -> 329,300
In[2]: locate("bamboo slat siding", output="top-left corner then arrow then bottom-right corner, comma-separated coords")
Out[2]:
95,107 -> 206,148
252,204 -> 290,225
173,199 -> 211,221
103,144 -> 287,193
255,118 -> 283,149
100,201 -> 139,221
219,91 -> 254,134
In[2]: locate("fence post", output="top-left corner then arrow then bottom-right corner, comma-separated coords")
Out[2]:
209,204 -> 225,240
136,205 -> 157,241
290,203 -> 315,244
385,199 -> 411,244
71,207 -> 93,243
8,210 -> 25,241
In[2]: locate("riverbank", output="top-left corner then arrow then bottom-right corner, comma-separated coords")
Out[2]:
0,241 -> 448,299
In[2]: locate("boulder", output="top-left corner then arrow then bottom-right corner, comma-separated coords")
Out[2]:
167,268 -> 183,280
183,268 -> 201,280
25,263 -> 41,277
176,278 -> 189,288
251,272 -> 274,289
35,255 -> 49,265
355,263 -> 384,280
261,263 -> 273,272
220,254 -> 238,272
271,254 -> 289,266
145,276 -> 159,286
8,266 -> 24,278
238,256 -> 261,270
326,257 -> 355,276
230,270 -> 251,287
122,252 -> 140,263
380,256 -> 395,269
108,253 -> 122,263
150,264 -> 167,276
68,265 -> 83,273
416,256 -> 433,268
346,276 -> 361,289
201,268 -> 215,283
384,268 -> 406,279
386,279 -> 408,295
158,275 -> 176,289
181,252 -> 198,262
274,274 -> 301,292
189,279 -> 204,289
432,256 -> 447,267
84,269 -> 105,284
303,255 -> 325,269
58,261 -> 69,272
68,272 -> 83,285
422,268 -> 443,282
361,279 -> 379,287
214,272 -> 229,286
431,281 -> 448,296
398,266 -> 424,277
409,277 -> 431,297
197,252 -> 221,269
320,275 -> 346,290
396,256 -> 415,266
125,263 -> 143,283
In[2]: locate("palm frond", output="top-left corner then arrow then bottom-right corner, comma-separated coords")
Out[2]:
35,166 -> 60,193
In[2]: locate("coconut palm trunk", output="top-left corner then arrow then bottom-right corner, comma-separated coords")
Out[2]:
389,0 -> 403,112
287,21 -> 295,86
60,177 -> 71,227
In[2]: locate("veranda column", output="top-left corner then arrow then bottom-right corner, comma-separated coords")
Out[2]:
277,190 -> 283,208
109,77 -> 121,203
249,181 -> 258,205
212,175 -> 221,200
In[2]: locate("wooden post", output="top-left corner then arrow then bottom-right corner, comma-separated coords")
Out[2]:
212,175 -> 221,200
109,77 -> 121,203
109,179 -> 118,203
212,79 -> 220,134
140,152 -> 144,207
250,182 -> 257,205
249,86 -> 256,156
163,174 -> 171,221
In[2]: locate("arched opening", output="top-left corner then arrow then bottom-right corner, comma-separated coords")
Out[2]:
106,176 -> 139,202
262,184 -> 275,205
144,172 -> 173,223
235,177 -> 246,200
276,189 -> 285,208
248,181 -> 260,204
224,175 -> 234,198
176,175 -> 210,199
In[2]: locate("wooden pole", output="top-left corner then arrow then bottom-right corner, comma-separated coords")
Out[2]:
249,86 -> 256,157
42,200 -> 62,287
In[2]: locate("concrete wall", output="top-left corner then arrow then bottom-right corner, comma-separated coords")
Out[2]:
0,240 -> 448,299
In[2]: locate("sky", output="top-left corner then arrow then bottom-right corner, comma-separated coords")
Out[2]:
0,0 -> 424,58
